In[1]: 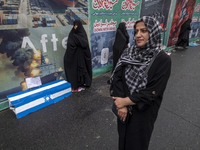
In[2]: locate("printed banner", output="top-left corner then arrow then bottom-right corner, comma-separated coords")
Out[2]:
190,0 -> 200,39
89,0 -> 141,74
0,1 -> 89,104
140,0 -> 172,30
0,25 -> 88,102
167,0 -> 196,47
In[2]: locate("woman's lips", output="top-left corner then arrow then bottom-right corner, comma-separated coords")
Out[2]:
137,39 -> 143,43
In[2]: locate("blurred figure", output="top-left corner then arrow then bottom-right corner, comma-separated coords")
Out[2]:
64,20 -> 92,92
112,22 -> 129,71
176,18 -> 191,49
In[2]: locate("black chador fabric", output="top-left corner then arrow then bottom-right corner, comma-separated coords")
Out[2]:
176,19 -> 191,47
113,22 -> 129,70
64,20 -> 92,89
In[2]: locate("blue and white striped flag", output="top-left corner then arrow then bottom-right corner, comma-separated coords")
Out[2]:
8,79 -> 72,118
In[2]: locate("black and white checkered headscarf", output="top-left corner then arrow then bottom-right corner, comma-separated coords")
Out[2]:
111,16 -> 163,94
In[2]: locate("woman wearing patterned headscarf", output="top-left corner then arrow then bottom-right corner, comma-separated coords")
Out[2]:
112,22 -> 130,70
110,16 -> 171,150
64,20 -> 92,92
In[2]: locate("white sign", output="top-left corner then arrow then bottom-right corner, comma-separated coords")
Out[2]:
25,76 -> 42,89
101,48 -> 109,65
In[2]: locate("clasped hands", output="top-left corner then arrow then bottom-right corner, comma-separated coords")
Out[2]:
112,97 -> 135,122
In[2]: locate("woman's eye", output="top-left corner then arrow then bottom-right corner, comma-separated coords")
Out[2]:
141,29 -> 148,33
134,30 -> 138,34
134,29 -> 148,35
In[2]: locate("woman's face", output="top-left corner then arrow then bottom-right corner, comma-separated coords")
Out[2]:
134,21 -> 150,47
74,24 -> 78,30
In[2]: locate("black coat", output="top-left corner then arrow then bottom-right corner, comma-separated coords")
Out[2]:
64,20 -> 92,89
113,23 -> 129,70
117,51 -> 171,150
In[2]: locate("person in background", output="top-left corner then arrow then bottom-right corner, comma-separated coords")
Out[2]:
110,16 -> 171,150
176,18 -> 191,49
64,20 -> 92,92
112,22 -> 129,71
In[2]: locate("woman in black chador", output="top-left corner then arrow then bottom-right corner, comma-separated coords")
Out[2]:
176,18 -> 191,49
110,16 -> 171,150
113,22 -> 129,70
64,20 -> 92,92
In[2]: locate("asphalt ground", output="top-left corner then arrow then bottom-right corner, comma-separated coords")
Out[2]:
0,44 -> 200,150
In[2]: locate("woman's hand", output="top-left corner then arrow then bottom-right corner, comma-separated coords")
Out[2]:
118,107 -> 128,122
112,97 -> 126,109
112,97 -> 136,109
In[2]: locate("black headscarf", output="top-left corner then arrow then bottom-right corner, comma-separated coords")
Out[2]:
111,16 -> 163,94
179,18 -> 191,35
73,20 -> 87,37
117,22 -> 129,44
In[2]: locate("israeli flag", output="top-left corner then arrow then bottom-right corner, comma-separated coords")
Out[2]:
8,79 -> 72,118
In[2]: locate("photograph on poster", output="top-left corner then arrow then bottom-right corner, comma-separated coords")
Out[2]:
0,0 -> 88,30
0,26 -> 73,102
90,31 -> 115,69
140,0 -> 172,29
190,22 -> 200,38
190,2 -> 200,39
167,0 -> 196,47
90,29 -> 135,69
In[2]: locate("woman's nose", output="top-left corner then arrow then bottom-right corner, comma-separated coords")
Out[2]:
135,31 -> 141,37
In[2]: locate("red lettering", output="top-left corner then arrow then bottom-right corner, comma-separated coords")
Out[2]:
93,19 -> 117,32
121,0 -> 139,11
92,0 -> 118,10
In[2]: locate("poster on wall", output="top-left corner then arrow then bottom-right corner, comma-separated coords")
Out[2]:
0,1 -> 89,105
0,0 -> 88,30
89,0 -> 141,76
167,0 -> 196,47
140,0 -> 172,30
190,0 -> 200,39
0,26 -> 85,102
